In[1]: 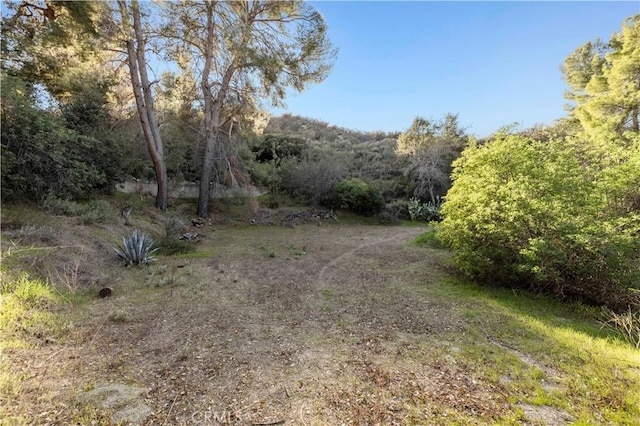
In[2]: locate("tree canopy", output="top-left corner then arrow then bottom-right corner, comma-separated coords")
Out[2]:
562,15 -> 640,140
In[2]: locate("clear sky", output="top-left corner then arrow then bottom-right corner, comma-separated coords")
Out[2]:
270,1 -> 640,137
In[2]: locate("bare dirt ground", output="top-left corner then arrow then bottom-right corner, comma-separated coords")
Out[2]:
4,223 -> 532,425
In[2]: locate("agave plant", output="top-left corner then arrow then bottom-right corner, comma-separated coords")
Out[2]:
114,229 -> 158,266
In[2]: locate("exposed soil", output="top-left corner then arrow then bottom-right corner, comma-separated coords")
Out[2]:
3,223 -> 572,425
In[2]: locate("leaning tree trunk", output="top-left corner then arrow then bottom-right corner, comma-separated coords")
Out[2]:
119,0 -> 168,210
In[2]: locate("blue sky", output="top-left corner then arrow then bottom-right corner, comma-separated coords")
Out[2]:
271,1 -> 640,137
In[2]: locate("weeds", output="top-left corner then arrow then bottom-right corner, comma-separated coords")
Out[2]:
42,195 -> 84,216
286,244 -> 307,258
49,257 -> 83,295
80,200 -> 117,224
260,245 -> 277,258
42,197 -> 117,224
155,237 -> 196,256
9,225 -> 63,245
0,273 -> 63,346
155,217 -> 196,256
600,307 -> 640,348
413,229 -> 444,249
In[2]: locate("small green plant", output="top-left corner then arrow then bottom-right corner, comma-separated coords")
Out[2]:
155,237 -> 196,256
155,218 -> 195,256
407,197 -> 442,221
260,245 -> 277,258
114,229 -> 158,266
600,307 -> 640,348
286,244 -> 307,258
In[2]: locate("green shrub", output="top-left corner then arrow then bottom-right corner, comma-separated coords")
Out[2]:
439,135 -> 640,310
385,200 -> 411,220
407,197 -> 442,221
155,237 -> 196,256
325,178 -> 384,216
377,209 -> 401,225
42,196 -> 116,224
1,75 -> 122,203
80,200 -> 117,224
42,195 -> 84,216
165,217 -> 186,238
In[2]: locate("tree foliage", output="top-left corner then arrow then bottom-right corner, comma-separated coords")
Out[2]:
157,0 -> 337,217
1,1 -> 127,202
397,114 -> 468,204
562,15 -> 640,140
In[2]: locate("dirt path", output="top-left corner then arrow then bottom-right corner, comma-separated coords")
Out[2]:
62,223 -> 511,425
6,224 -> 534,425
317,227 -> 424,284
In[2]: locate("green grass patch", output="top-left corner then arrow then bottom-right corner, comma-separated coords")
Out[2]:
428,277 -> 640,424
155,237 -> 197,256
0,273 -> 66,349
412,229 -> 444,248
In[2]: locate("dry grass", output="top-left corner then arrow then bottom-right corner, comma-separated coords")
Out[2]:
1,198 -> 639,425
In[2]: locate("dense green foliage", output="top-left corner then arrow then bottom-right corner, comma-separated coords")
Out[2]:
439,16 -> 640,310
439,134 -> 640,309
326,178 -> 384,216
0,75 -> 122,202
264,115 -> 407,202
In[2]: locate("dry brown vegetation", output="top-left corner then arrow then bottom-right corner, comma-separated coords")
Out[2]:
1,200 -> 639,425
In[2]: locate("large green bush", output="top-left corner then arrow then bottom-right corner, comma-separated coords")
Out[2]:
326,178 -> 384,216
1,75 -> 122,202
439,135 -> 640,310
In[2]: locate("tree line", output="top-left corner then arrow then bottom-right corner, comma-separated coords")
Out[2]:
1,0 -> 336,217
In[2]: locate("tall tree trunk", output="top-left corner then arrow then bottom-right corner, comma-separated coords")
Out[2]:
119,0 -> 168,210
196,0 -> 216,218
197,127 -> 219,217
197,0 -> 237,218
